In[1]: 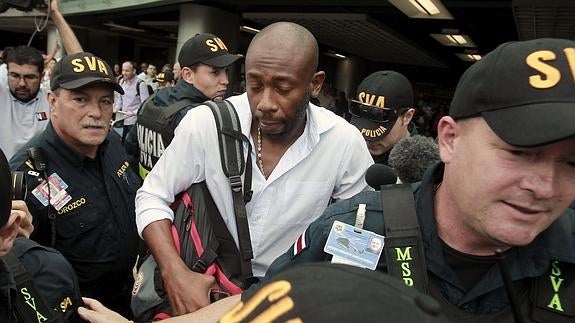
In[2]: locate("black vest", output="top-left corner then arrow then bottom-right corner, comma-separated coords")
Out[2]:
136,96 -> 196,178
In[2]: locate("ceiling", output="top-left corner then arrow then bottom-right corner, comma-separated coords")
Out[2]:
1,0 -> 574,79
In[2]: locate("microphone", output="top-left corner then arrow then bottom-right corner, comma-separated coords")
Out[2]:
27,147 -> 48,172
365,164 -> 397,190
388,135 -> 440,184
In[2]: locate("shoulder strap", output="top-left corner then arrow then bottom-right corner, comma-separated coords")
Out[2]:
135,79 -> 141,97
160,98 -> 195,119
203,100 -> 254,278
381,184 -> 430,294
2,253 -> 65,323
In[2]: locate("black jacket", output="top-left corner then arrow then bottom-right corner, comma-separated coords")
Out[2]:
123,79 -> 210,166
10,123 -> 141,314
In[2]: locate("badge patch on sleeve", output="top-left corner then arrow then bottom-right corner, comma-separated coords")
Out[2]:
292,227 -> 308,258
36,112 -> 48,121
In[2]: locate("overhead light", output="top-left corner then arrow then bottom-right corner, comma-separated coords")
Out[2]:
240,26 -> 260,34
408,0 -> 439,15
446,34 -> 466,45
388,0 -> 453,19
322,52 -> 347,59
430,33 -> 475,47
104,22 -> 145,33
455,53 -> 482,62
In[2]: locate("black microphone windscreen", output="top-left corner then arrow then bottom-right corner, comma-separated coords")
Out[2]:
388,135 -> 440,183
365,164 -> 397,190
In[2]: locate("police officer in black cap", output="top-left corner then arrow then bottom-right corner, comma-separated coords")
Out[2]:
125,32 -> 242,178
10,52 -> 141,318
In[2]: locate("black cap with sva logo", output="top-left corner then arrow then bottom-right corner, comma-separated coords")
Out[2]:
350,71 -> 414,142
50,52 -> 123,94
178,33 -> 242,68
450,38 -> 575,147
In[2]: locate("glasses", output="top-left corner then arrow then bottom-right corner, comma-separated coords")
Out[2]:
8,73 -> 40,82
348,99 -> 403,123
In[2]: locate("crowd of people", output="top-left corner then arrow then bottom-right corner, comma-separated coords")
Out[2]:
0,1 -> 574,323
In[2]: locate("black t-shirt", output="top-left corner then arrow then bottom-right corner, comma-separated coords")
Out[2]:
441,240 -> 500,291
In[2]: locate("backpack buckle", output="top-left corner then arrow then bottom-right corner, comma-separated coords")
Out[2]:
229,175 -> 242,192
192,259 -> 208,273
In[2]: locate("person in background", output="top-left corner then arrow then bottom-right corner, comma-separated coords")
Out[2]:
172,62 -> 181,81
349,71 -> 417,166
116,61 -> 150,142
138,63 -> 158,92
154,71 -> 175,90
0,0 -> 82,160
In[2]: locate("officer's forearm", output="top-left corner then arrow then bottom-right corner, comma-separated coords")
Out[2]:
142,219 -> 187,275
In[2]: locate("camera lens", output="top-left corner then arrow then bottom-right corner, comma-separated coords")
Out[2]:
11,171 -> 27,200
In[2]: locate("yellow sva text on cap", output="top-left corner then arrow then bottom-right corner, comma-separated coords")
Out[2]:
71,56 -> 109,75
527,48 -> 575,89
358,92 -> 385,108
206,37 -> 228,52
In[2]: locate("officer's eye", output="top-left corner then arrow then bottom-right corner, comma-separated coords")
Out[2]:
506,149 -> 531,158
101,99 -> 113,106
72,97 -> 87,103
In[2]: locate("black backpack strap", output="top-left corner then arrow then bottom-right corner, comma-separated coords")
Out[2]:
381,184 -> 430,294
2,253 -> 65,323
136,79 -> 142,97
159,98 -> 196,119
204,100 -> 254,278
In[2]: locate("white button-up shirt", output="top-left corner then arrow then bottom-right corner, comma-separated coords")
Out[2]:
0,82 -> 49,160
136,93 -> 373,276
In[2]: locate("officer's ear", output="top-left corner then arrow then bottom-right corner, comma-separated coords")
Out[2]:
47,89 -> 59,114
437,116 -> 459,164
0,212 -> 22,256
180,65 -> 196,85
401,108 -> 415,126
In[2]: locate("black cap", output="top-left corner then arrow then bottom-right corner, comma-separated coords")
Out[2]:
50,52 -> 123,94
350,71 -> 414,142
450,38 -> 575,147
154,71 -> 174,83
178,33 -> 242,68
222,263 -> 452,323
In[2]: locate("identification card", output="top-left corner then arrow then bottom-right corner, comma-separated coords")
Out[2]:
31,173 -> 72,210
324,220 -> 384,270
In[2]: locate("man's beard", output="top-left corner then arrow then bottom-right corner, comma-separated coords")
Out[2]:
11,87 -> 39,103
271,88 -> 310,138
